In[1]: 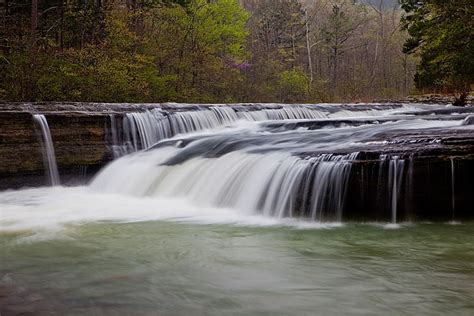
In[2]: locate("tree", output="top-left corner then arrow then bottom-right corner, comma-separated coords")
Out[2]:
248,0 -> 305,64
146,0 -> 249,102
279,68 -> 309,102
1,0 -> 418,103
321,1 -> 368,92
401,0 -> 474,93
243,0 -> 307,101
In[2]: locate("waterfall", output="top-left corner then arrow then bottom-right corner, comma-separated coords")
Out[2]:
309,153 -> 358,221
388,156 -> 405,223
124,111 -> 172,151
91,146 -> 359,221
86,103 -> 473,223
120,108 -> 234,152
236,106 -> 327,121
109,114 -> 130,158
33,114 -> 60,186
108,104 -> 411,155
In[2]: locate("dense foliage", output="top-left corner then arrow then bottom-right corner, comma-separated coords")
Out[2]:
401,0 -> 474,92
0,0 -> 418,102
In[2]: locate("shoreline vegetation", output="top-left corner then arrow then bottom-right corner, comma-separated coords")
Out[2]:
377,93 -> 474,106
0,0 -> 471,105
1,94 -> 473,106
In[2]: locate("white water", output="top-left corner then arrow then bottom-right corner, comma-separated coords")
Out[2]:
109,114 -> 130,158
2,103 -> 472,233
110,104 -> 422,153
33,114 -> 60,186
93,114 -> 464,224
91,147 -> 357,221
388,156 -> 405,224
0,186 -> 342,234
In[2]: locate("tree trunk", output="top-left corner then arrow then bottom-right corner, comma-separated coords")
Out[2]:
31,0 -> 38,49
305,11 -> 313,83
28,0 -> 39,100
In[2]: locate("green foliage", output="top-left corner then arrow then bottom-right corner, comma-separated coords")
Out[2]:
0,0 -> 250,102
401,0 -> 474,91
0,0 -> 425,102
143,0 -> 250,102
278,68 -> 309,102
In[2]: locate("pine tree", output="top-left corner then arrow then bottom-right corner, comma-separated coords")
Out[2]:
401,0 -> 474,93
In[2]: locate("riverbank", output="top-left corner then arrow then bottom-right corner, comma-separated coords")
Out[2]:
378,93 -> 474,106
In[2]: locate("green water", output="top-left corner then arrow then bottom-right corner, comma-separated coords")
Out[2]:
1,222 -> 473,315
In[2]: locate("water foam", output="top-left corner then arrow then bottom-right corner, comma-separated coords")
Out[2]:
0,187 -> 343,234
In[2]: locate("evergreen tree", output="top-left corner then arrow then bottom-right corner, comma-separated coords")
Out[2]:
401,0 -> 474,92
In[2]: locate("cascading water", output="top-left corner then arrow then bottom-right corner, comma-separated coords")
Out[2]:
91,149 -> 358,221
119,108 -> 235,152
1,102 -> 467,227
94,109 -> 470,223
388,156 -> 405,224
108,114 -> 129,158
110,104 -> 417,154
309,153 -> 358,221
33,114 -> 60,186
124,111 -> 173,151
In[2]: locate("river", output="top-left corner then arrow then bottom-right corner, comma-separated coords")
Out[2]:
1,187 -> 473,314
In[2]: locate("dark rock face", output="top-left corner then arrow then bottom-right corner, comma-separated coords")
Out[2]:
0,110 -> 113,189
343,158 -> 474,221
0,112 -> 44,175
0,102 -> 208,189
0,111 -> 49,189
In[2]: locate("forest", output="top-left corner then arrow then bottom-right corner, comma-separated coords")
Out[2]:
0,0 -> 472,103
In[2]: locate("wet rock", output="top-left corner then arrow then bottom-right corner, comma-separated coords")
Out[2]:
453,92 -> 469,107
343,158 -> 474,221
378,94 -> 474,105
0,111 -> 111,189
462,115 -> 474,126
